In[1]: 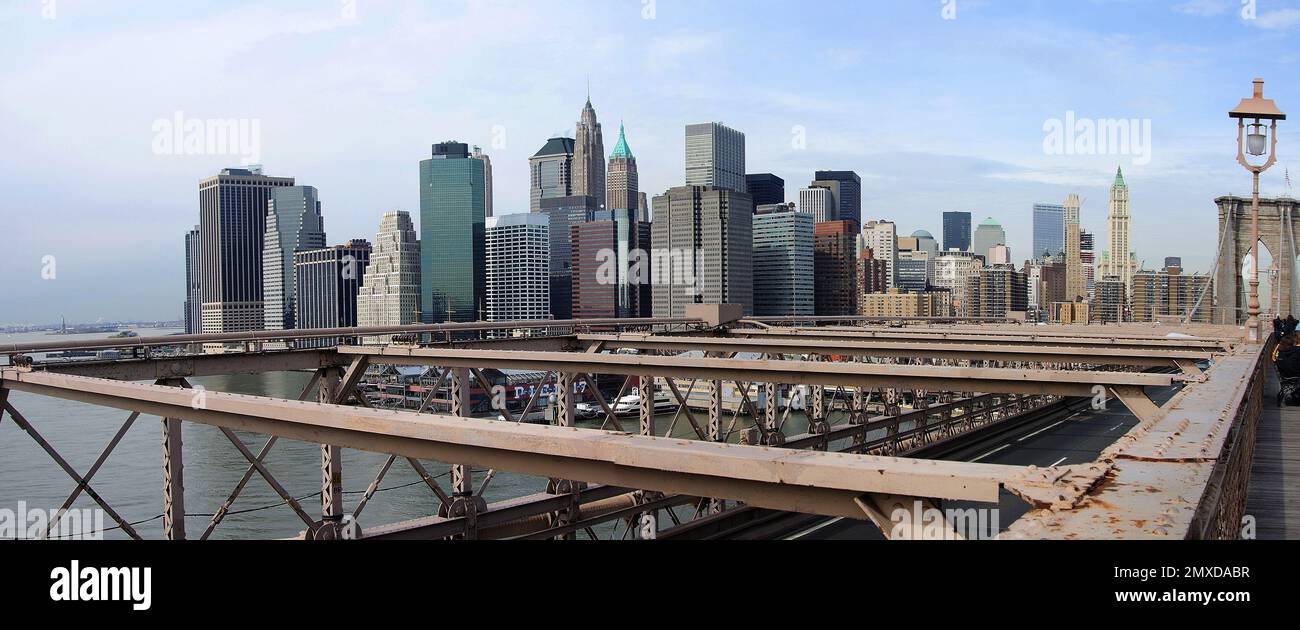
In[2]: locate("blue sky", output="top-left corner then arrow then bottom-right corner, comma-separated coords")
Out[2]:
2,0 -> 1300,323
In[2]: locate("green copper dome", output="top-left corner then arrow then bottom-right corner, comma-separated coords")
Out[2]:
979,217 -> 1000,226
610,122 -> 634,160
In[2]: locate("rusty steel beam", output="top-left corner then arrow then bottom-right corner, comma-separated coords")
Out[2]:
731,327 -> 1232,351
0,317 -> 702,355
0,369 -> 1037,519
578,333 -> 1215,368
336,347 -> 1182,397
36,349 -> 347,381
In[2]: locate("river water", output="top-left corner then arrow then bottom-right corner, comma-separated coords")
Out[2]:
1,329 -> 817,539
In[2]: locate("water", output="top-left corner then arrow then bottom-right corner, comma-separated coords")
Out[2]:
0,330 -> 820,539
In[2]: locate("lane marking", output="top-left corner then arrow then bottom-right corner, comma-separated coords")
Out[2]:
1049,456 -> 1069,467
970,444 -> 1011,462
787,517 -> 844,540
1109,423 -> 1123,432
1017,420 -> 1065,442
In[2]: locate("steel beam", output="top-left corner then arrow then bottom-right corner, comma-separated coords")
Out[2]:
337,347 -> 1182,397
577,333 -> 1215,368
0,370 -> 1033,519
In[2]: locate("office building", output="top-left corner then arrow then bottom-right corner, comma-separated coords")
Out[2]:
356,211 -> 422,336
859,220 -> 898,288
262,186 -> 326,331
651,186 -> 753,316
814,220 -> 860,316
538,195 -> 599,320
752,206 -> 814,316
685,123 -> 746,192
1033,203 -> 1065,260
988,244 -> 1013,265
294,240 -> 371,346
746,173 -> 785,206
799,186 -> 837,223
1050,302 -> 1090,324
943,211 -> 972,253
814,170 -> 862,224
573,97 -> 606,207
934,250 -> 981,316
1081,230 -> 1096,296
420,141 -> 489,323
198,166 -> 296,336
1103,167 -> 1137,296
973,217 -> 1006,263
485,214 -> 550,323
529,137 -> 575,213
183,227 -> 201,334
896,253 -> 930,292
571,209 -> 652,319
1064,193 -> 1086,302
606,123 -> 639,214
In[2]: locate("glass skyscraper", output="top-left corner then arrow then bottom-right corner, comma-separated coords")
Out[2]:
813,170 -> 861,225
262,186 -> 326,331
685,123 -> 746,193
420,141 -> 489,323
1032,203 -> 1065,260
942,211 -> 972,253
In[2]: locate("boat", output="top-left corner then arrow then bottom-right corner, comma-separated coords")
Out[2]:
612,391 -> 677,416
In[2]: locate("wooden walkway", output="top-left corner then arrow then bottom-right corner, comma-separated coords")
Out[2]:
1246,369 -> 1300,539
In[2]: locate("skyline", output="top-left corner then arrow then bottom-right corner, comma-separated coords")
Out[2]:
4,0 -> 1300,323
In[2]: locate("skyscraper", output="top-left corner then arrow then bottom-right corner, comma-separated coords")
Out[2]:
651,186 -> 754,316
752,206 -> 814,316
573,98 -> 606,207
473,145 -> 494,218
1064,194 -> 1086,302
606,123 -> 639,213
973,217 -> 1006,262
485,213 -> 550,323
1032,202 -> 1065,259
799,186 -> 837,223
814,220 -> 860,316
1103,166 -> 1137,296
183,226 -> 201,334
198,166 -> 296,335
813,170 -> 862,224
294,240 -> 371,346
859,220 -> 898,288
357,211 -> 422,336
934,250 -> 981,316
745,173 -> 785,206
572,209 -> 651,319
1081,229 -> 1096,296
942,211 -> 972,253
965,265 -> 1029,319
685,123 -> 746,192
529,137 -> 575,213
538,195 -> 599,320
262,186 -> 326,331
420,141 -> 489,323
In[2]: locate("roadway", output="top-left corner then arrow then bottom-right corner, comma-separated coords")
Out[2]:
780,383 -> 1183,540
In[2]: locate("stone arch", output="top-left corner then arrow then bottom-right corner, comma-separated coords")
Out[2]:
1215,195 -> 1300,324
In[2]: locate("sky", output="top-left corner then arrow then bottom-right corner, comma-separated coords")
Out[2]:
2,0 -> 1300,324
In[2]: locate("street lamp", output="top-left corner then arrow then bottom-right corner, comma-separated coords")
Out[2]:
1230,78 -> 1286,342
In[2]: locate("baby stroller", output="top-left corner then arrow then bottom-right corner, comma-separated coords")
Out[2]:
1279,377 -> 1300,407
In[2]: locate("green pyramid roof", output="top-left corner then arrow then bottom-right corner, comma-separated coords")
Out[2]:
610,122 -> 634,160
1114,166 -> 1126,188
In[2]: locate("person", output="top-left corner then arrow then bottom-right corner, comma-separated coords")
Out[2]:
1276,335 -> 1300,405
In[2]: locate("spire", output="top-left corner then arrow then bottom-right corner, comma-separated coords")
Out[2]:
610,121 -> 634,160
1114,166 -> 1126,188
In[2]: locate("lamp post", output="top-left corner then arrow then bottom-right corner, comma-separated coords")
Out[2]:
1230,78 -> 1287,343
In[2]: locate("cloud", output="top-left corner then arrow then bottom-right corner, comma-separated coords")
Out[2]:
1251,8 -> 1300,29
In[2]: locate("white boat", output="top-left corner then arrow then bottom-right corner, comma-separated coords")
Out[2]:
612,391 -> 677,416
